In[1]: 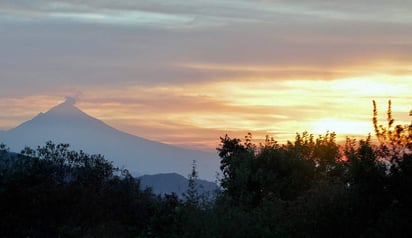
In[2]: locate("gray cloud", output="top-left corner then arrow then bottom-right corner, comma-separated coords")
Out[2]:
1,1 -> 412,95
1,0 -> 412,150
3,0 -> 412,25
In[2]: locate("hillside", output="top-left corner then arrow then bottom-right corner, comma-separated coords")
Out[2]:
0,98 -> 219,180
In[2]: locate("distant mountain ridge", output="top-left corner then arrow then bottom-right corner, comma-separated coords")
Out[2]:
0,150 -> 218,197
139,173 -> 218,198
0,98 -> 219,180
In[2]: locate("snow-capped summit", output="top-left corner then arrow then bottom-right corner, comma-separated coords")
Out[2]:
0,99 -> 219,180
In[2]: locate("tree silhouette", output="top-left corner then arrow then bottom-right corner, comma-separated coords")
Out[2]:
1,101 -> 412,238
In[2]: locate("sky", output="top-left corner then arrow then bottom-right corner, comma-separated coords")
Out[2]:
0,0 -> 411,151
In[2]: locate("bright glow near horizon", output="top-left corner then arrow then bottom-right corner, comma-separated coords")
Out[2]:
0,1 -> 411,151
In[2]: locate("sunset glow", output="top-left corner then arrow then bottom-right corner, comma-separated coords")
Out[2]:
1,1 -> 411,151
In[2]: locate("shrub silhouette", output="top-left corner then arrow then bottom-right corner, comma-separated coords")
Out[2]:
1,101 -> 411,237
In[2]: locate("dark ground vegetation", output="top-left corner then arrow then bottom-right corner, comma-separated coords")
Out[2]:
1,101 -> 411,237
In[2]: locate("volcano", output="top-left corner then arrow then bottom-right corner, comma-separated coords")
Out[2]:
0,98 -> 219,180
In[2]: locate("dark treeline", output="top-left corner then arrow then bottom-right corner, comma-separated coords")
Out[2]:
1,101 -> 411,238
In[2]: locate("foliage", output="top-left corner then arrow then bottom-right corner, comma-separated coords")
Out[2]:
184,160 -> 201,207
0,101 -> 411,237
0,141 -> 155,237
209,101 -> 412,238
373,100 -> 412,161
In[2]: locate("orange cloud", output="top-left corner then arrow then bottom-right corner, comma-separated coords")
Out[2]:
1,64 -> 411,152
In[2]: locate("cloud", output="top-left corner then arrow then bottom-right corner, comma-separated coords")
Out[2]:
0,95 -> 62,129
1,17 -> 411,98
2,0 -> 412,26
1,1 -> 412,149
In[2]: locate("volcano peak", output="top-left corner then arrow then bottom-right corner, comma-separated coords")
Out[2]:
64,96 -> 76,106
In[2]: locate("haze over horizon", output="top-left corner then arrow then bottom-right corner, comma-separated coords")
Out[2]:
1,1 -> 411,150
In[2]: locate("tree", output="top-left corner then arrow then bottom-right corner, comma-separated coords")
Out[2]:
373,100 -> 412,163
0,141 -> 158,238
0,143 -> 9,153
184,160 -> 200,207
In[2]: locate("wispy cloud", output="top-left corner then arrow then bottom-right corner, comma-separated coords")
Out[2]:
0,1 -> 411,150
